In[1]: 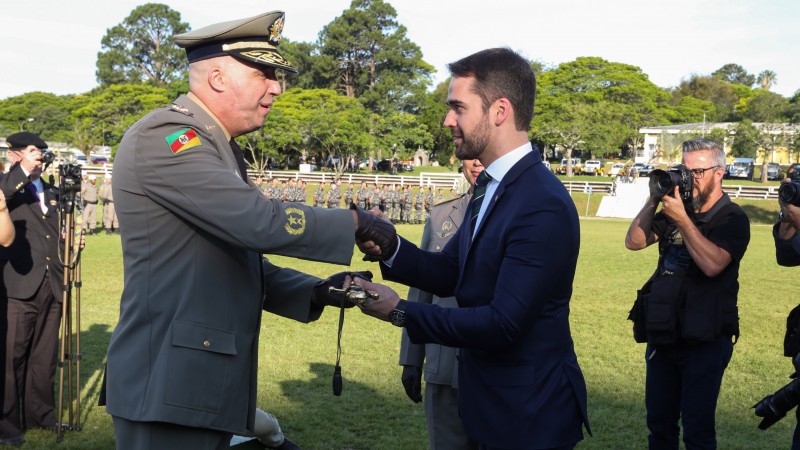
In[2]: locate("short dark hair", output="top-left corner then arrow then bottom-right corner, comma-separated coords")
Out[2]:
447,48 -> 536,131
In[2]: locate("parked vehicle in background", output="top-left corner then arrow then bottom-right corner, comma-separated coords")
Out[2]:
543,160 -> 552,172
726,157 -> 755,180
766,162 -> 782,181
90,154 -> 109,165
638,164 -> 656,177
610,163 -> 626,177
556,158 -> 583,175
74,153 -> 88,166
583,160 -> 604,176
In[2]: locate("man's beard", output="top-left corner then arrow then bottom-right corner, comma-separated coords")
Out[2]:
691,180 -> 715,211
454,114 -> 491,160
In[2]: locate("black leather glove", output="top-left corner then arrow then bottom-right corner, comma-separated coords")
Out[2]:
312,271 -> 374,308
351,203 -> 398,262
401,365 -> 422,403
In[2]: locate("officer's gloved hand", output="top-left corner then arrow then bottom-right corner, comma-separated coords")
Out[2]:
351,203 -> 398,262
312,271 -> 374,308
401,365 -> 422,403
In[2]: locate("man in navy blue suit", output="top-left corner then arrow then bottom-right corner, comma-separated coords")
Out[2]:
353,48 -> 590,450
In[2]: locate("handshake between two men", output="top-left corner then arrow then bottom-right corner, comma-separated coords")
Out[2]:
311,204 -> 405,320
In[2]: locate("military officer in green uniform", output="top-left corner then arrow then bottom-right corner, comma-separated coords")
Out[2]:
103,10 -> 397,450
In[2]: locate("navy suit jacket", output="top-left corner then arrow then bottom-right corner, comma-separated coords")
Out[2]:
383,150 -> 590,449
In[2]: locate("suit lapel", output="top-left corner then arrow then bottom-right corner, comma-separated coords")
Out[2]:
469,152 -> 538,246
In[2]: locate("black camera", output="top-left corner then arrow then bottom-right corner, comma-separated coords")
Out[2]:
58,164 -> 83,195
779,182 -> 800,207
41,151 -> 55,164
649,165 -> 694,202
754,377 -> 800,430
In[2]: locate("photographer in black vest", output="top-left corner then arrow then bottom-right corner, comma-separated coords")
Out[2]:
625,138 -> 751,449
764,175 -> 800,448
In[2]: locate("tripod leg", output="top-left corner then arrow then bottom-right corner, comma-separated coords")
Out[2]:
56,212 -> 74,443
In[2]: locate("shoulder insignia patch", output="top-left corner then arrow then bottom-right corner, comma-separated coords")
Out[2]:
165,128 -> 202,155
284,207 -> 306,236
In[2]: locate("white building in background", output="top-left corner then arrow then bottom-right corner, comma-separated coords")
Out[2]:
638,122 -> 800,165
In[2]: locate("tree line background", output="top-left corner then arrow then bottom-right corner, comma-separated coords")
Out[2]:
1,0 -> 798,174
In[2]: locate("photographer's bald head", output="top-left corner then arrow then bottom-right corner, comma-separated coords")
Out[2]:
174,11 -> 296,137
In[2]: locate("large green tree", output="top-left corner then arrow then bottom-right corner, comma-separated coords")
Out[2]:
532,57 -> 670,164
712,63 -> 755,87
96,3 -> 189,86
242,89 -> 373,179
0,92 -> 72,142
68,84 -> 170,154
671,75 -> 741,121
318,0 -> 433,113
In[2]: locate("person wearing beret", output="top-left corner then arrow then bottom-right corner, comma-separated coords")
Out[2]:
0,132 -> 64,447
101,10 -> 396,450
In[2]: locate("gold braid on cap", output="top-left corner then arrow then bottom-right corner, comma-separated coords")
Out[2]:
238,50 -> 293,68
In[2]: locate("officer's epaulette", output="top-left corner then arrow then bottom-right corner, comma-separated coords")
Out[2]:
433,193 -> 466,207
166,103 -> 193,116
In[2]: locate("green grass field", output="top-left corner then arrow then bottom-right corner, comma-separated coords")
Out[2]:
25,202 -> 799,449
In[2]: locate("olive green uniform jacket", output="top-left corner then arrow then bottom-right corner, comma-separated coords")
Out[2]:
105,95 -> 355,435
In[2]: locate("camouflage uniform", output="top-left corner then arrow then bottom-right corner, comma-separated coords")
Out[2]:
389,187 -> 401,223
313,186 -> 325,207
344,184 -> 354,208
380,185 -> 390,214
326,184 -> 341,209
401,187 -> 412,223
368,185 -> 380,211
424,189 -> 434,216
413,190 -> 425,224
356,184 -> 369,209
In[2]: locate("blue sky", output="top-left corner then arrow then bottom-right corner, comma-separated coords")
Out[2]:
2,0 -> 798,102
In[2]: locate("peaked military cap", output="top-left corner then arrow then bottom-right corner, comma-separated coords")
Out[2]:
174,11 -> 297,73
6,131 -> 47,150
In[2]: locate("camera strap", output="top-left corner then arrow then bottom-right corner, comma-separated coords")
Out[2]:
332,297 -> 345,396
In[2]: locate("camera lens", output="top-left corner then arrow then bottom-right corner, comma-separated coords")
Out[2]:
649,169 -> 674,198
779,182 -> 800,206
42,151 -> 55,164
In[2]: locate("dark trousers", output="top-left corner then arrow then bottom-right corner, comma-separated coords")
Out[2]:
1,275 -> 61,438
645,337 -> 733,450
112,416 -> 232,450
478,444 -> 575,450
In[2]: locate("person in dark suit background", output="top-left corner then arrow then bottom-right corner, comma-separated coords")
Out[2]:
0,132 -> 64,447
398,158 -> 483,450
0,191 -> 13,247
354,48 -> 590,450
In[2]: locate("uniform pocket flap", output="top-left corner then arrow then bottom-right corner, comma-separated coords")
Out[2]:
171,321 -> 237,355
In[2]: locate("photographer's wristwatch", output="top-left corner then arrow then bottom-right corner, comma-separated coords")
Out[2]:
389,300 -> 408,327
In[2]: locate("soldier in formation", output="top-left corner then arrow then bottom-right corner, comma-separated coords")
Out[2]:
326,182 -> 341,209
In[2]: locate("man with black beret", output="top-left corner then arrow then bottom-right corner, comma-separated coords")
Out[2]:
102,10 -> 397,450
0,132 -> 63,446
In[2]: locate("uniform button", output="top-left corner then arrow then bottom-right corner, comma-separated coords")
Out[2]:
203,340 -> 211,348
46,257 -> 50,261
46,235 -> 51,239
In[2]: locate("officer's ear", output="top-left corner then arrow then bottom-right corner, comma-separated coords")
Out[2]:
208,66 -> 227,93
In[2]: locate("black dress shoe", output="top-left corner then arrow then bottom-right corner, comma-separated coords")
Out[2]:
0,435 -> 25,447
266,436 -> 300,450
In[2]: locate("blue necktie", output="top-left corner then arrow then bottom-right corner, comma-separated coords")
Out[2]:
470,171 -> 492,235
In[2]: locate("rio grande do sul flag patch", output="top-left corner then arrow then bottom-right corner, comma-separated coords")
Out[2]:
165,128 -> 202,154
